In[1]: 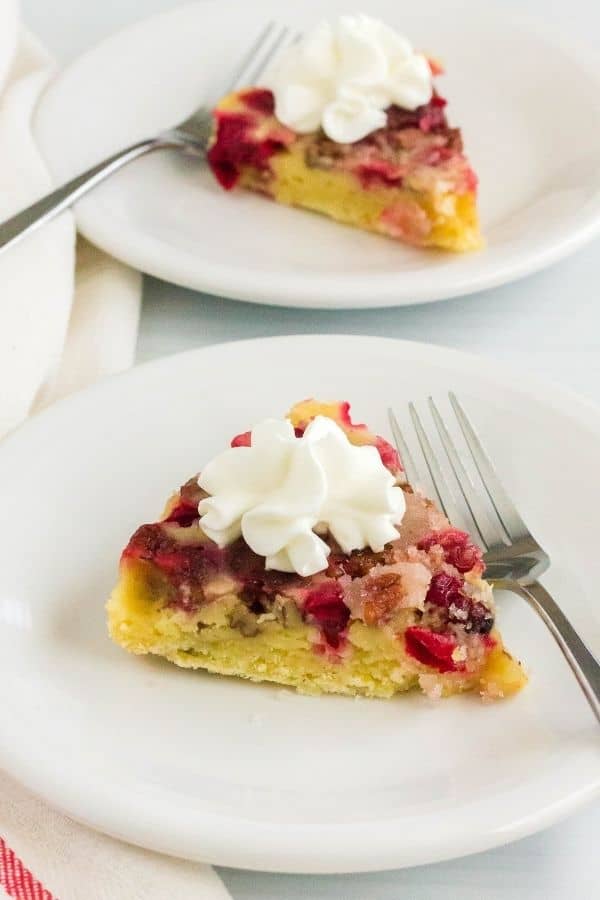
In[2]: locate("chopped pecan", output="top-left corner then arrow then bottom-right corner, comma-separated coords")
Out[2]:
363,572 -> 406,626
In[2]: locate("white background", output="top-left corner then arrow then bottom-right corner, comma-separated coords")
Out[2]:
21,0 -> 600,896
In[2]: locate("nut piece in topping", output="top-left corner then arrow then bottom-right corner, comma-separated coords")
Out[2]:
230,605 -> 260,637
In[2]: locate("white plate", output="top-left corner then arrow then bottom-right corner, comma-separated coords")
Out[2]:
2,335 -> 600,874
33,0 -> 600,309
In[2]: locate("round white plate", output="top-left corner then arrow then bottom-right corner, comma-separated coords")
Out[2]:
2,335 -> 600,873
33,0 -> 600,309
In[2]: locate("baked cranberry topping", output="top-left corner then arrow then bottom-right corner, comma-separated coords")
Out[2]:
241,88 -> 275,115
164,500 -> 199,527
123,525 -> 226,579
425,572 -> 493,635
356,159 -> 403,189
305,94 -> 454,181
303,582 -> 350,648
482,633 -> 497,650
422,145 -> 454,167
386,93 -> 448,133
425,572 -> 464,607
405,626 -> 462,673
418,528 -> 483,573
226,538 -> 298,597
207,109 -> 287,189
123,520 -> 299,614
419,96 -> 448,132
465,168 -> 479,192
468,601 -> 494,635
374,437 -> 401,473
336,401 -> 353,427
207,112 -> 251,189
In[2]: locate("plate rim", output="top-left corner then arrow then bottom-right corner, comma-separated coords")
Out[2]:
2,333 -> 600,873
32,0 -> 600,310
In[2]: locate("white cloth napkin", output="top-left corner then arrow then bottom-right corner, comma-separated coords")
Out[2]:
0,17 -> 141,438
0,5 -> 231,898
0,775 -> 232,900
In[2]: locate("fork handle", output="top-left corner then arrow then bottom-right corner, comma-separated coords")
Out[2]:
0,136 -> 179,255
513,580 -> 600,724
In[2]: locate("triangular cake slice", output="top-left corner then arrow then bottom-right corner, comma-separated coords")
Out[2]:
207,16 -> 481,252
108,400 -> 525,701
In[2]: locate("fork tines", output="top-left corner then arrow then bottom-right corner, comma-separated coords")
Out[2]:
388,396 -> 527,554
228,22 -> 294,94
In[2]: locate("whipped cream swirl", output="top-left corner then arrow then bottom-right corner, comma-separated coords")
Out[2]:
263,14 -> 433,144
198,416 -> 406,577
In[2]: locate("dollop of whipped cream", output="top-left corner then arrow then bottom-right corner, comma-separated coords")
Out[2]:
262,14 -> 433,144
198,416 -> 406,577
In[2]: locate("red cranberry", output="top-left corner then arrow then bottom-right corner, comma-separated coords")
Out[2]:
207,156 -> 237,189
207,110 -> 287,190
231,430 -> 251,447
164,500 -> 198,527
466,601 -> 494,635
425,572 -> 464,608
482,634 -> 497,650
404,626 -> 462,673
465,168 -> 479,192
122,524 -> 168,562
425,573 -> 494,635
418,528 -> 483,574
386,105 -> 422,130
122,524 -> 225,583
386,93 -> 448,133
207,112 -> 252,188
423,146 -> 455,167
356,161 -> 403,189
152,547 -> 197,578
374,437 -> 401,473
418,95 -> 448,132
303,582 -> 350,646
337,401 -> 353,427
242,88 -> 275,115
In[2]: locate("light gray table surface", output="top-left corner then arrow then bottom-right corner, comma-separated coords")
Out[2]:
22,0 -> 600,897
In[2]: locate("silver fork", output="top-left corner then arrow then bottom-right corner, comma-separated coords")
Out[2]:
389,393 -> 600,724
0,22 -> 292,255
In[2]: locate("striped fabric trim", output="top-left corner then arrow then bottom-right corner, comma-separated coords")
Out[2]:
0,839 -> 55,900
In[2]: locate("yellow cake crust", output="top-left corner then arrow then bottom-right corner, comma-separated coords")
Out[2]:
107,559 -> 526,700
208,88 -> 483,252
108,398 -> 527,704
243,144 -> 481,252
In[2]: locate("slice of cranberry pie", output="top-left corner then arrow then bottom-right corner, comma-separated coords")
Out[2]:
107,400 -> 526,701
207,16 -> 482,252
